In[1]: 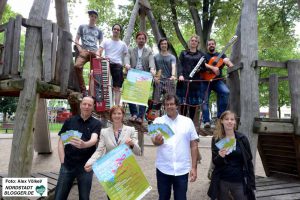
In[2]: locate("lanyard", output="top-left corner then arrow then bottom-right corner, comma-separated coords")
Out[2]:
114,129 -> 122,144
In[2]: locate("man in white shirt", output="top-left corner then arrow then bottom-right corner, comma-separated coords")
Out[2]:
99,24 -> 128,105
152,94 -> 199,200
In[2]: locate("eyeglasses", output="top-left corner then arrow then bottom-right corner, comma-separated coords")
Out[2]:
113,28 -> 120,31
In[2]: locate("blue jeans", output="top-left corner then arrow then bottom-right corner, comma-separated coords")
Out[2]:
156,168 -> 188,200
128,103 -> 146,119
55,164 -> 93,200
200,80 -> 230,123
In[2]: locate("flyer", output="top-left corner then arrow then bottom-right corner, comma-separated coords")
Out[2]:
147,123 -> 175,140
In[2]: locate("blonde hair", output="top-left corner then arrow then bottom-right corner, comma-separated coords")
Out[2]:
188,34 -> 200,49
213,110 -> 237,140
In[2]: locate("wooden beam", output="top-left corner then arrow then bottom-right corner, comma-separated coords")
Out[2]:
51,23 -> 58,81
54,28 -> 63,84
269,74 -> 278,118
253,60 -> 287,68
253,118 -> 294,134
21,18 -> 43,28
59,30 -> 72,94
3,18 -> 14,75
34,99 -> 52,153
11,15 -> 22,75
287,60 -> 300,136
0,78 -> 24,91
259,76 -> 288,83
42,20 -> 52,82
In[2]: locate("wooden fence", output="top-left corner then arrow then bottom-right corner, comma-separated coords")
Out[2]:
0,15 -> 77,96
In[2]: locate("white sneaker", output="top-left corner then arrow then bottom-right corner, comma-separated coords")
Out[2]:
204,122 -> 211,128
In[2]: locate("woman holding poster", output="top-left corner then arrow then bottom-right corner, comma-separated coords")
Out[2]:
207,111 -> 256,200
84,105 -> 141,172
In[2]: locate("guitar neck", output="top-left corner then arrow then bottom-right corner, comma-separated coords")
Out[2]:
215,43 -> 231,61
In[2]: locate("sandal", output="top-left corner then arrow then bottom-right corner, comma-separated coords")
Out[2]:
136,117 -> 143,124
129,115 -> 137,122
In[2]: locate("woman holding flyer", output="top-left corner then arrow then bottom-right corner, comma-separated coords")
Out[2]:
207,111 -> 256,200
84,105 -> 141,172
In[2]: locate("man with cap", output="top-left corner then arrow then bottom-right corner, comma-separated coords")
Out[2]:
74,10 -> 103,96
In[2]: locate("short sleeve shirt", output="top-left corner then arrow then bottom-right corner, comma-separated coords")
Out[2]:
77,24 -> 103,51
154,53 -> 176,78
153,114 -> 199,176
100,39 -> 128,65
58,115 -> 101,168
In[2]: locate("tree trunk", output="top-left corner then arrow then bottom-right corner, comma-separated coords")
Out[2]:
3,112 -> 7,123
145,6 -> 161,43
123,0 -> 140,46
0,0 -> 7,22
8,0 -> 51,180
139,6 -> 147,32
228,18 -> 241,117
298,0 -> 300,10
238,0 -> 259,164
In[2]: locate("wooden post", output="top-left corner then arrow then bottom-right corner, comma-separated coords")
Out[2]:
123,0 -> 140,46
8,0 -> 51,178
238,0 -> 259,163
0,0 -> 7,22
59,31 -> 72,94
228,18 -> 241,117
287,60 -> 300,136
11,15 -> 22,75
269,73 -> 278,118
42,20 -> 52,82
34,99 -> 52,153
3,18 -> 14,75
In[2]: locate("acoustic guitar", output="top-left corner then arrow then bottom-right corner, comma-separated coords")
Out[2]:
201,35 -> 238,81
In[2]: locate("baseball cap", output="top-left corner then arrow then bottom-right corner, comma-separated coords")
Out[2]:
88,10 -> 98,17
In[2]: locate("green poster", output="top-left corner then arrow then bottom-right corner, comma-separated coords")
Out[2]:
92,144 -> 151,200
121,69 -> 153,106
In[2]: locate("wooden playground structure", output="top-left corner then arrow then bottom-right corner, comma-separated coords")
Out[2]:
0,0 -> 300,199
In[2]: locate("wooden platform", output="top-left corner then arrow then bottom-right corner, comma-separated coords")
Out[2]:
0,172 -> 60,200
256,175 -> 300,199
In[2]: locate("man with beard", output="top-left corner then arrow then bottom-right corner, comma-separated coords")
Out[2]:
200,39 -> 234,128
124,32 -> 156,124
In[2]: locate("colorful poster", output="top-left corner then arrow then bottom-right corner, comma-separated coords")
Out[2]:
121,69 -> 153,106
60,130 -> 82,145
92,144 -> 151,200
148,123 -> 175,140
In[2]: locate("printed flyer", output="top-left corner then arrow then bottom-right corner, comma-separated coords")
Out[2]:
148,123 -> 175,140
121,69 -> 153,106
215,137 -> 236,155
92,144 -> 151,200
60,130 -> 82,145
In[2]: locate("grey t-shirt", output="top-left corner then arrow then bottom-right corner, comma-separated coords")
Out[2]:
154,53 -> 176,78
77,24 -> 103,51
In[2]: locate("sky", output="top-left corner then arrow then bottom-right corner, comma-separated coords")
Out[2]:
6,0 -> 300,41
7,0 -> 129,37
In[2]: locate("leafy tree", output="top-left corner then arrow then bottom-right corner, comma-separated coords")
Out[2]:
0,96 -> 18,122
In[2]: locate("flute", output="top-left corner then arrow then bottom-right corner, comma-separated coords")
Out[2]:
189,56 -> 205,78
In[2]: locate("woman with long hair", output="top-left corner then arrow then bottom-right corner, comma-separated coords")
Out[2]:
207,110 -> 256,200
84,105 -> 141,172
176,34 -> 205,120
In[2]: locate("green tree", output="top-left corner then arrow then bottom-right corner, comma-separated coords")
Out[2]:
0,96 -> 18,122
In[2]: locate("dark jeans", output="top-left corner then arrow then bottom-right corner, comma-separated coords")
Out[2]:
200,80 -> 230,123
55,164 -> 93,200
129,103 -> 146,119
156,168 -> 188,200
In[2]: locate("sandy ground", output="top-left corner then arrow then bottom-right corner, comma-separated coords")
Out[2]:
0,133 -> 265,200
